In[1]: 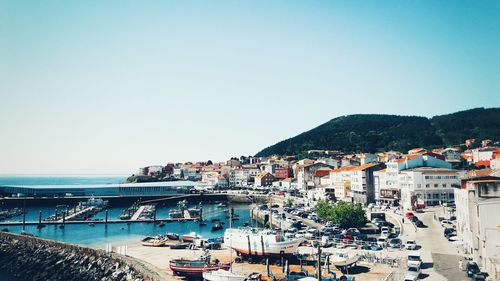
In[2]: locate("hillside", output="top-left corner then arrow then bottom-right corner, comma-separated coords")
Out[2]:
255,107 -> 500,157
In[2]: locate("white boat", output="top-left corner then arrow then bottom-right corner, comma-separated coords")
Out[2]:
223,228 -> 303,257
202,269 -> 246,281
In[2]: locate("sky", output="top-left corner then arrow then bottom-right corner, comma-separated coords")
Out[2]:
0,0 -> 499,174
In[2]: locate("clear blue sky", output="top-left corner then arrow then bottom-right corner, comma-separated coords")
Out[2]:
1,0 -> 499,174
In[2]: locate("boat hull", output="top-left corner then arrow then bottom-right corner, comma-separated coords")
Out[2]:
224,228 -> 302,257
169,263 -> 231,277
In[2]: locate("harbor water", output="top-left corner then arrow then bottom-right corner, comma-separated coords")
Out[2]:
0,176 -> 253,247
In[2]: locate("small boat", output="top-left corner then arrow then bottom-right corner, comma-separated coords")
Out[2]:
157,222 -> 165,227
243,221 -> 249,227
88,222 -> 95,227
211,218 -> 220,222
199,221 -> 207,226
212,222 -> 224,232
217,203 -> 227,208
169,255 -> 231,277
169,243 -> 189,249
181,232 -> 201,243
203,269 -> 246,281
141,236 -> 166,247
166,233 -> 180,240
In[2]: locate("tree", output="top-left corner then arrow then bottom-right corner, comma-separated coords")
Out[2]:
315,200 -> 367,228
207,160 -> 213,165
284,198 -> 294,207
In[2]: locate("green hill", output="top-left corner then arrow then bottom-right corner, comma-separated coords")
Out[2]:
255,107 -> 500,157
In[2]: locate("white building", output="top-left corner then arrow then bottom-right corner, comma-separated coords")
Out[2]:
454,177 -> 500,279
472,147 -> 498,163
399,167 -> 464,210
375,154 -> 453,207
201,171 -> 220,186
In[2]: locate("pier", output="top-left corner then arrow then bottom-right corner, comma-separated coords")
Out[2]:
130,206 -> 147,221
58,206 -> 98,222
0,217 -> 197,226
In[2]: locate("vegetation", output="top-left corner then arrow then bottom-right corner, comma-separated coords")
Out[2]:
255,107 -> 500,157
284,198 -> 294,207
126,175 -> 137,183
315,200 -> 367,228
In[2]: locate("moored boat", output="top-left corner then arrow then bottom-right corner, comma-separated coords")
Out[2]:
169,243 -> 190,249
181,232 -> 201,243
212,222 -> 224,232
169,255 -> 231,277
224,228 -> 303,257
202,269 -> 246,281
141,235 -> 167,247
166,233 -> 180,240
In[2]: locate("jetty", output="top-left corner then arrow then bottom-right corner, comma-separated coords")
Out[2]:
0,217 -> 197,226
130,206 -> 147,221
58,206 -> 98,222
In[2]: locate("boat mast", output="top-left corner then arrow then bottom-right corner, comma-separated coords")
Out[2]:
229,206 -> 233,272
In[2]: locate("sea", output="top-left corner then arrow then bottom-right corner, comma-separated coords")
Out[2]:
0,176 -> 254,281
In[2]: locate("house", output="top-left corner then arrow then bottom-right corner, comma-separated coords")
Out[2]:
454,177 -> 500,280
325,163 -> 383,205
472,147 -> 498,163
441,148 -> 462,163
357,153 -> 378,165
295,162 -> 334,190
273,167 -> 290,180
255,172 -> 275,187
201,171 -> 220,185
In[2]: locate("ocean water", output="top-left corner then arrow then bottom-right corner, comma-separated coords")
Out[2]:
0,176 -> 253,246
0,176 -> 253,281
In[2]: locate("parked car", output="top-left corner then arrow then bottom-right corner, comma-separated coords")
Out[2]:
441,220 -> 454,228
376,237 -> 387,247
361,243 -> 373,250
410,216 -> 419,223
380,230 -> 390,238
415,220 -> 425,228
343,228 -> 360,236
466,262 -> 480,277
406,265 -> 421,279
405,240 -> 417,250
371,244 -> 383,251
407,251 -> 422,267
389,238 -> 402,248
403,274 -> 418,281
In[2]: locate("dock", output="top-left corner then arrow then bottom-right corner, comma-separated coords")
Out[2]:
58,206 -> 98,222
130,206 -> 147,221
0,217 -> 197,226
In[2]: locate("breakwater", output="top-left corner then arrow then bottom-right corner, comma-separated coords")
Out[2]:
0,231 -> 161,281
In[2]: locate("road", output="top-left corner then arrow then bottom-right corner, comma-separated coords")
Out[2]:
387,207 -> 468,281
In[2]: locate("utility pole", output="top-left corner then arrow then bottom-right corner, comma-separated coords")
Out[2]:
317,245 -> 322,281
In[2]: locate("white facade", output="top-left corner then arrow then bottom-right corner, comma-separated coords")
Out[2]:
472,148 -> 496,163
454,179 -> 500,279
399,168 -> 463,210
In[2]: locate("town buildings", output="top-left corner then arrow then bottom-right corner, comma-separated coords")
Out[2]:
454,176 -> 500,280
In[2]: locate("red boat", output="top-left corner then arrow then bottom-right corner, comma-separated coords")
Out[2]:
169,256 -> 231,277
166,233 -> 180,240
181,232 -> 200,243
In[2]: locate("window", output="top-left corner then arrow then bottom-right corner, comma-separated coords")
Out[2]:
442,184 -> 447,188
426,184 -> 430,188
434,184 -> 438,188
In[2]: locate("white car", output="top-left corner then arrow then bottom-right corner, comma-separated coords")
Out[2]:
441,220 -> 454,227
377,237 -> 387,247
380,230 -> 390,238
407,251 -> 422,268
405,240 -> 417,250
407,265 -> 421,279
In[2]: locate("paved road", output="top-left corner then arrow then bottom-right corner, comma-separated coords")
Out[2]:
386,207 -> 468,281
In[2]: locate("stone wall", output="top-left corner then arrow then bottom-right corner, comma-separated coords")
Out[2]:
0,231 -> 161,281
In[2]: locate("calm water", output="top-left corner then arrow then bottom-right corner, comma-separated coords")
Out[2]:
0,176 -> 253,246
0,176 -> 253,281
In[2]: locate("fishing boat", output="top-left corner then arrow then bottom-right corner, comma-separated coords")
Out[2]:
181,232 -> 201,243
166,233 -> 180,240
141,236 -> 166,247
169,255 -> 231,277
223,228 -> 303,257
217,203 -> 227,208
212,222 -> 224,232
202,269 -> 246,281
